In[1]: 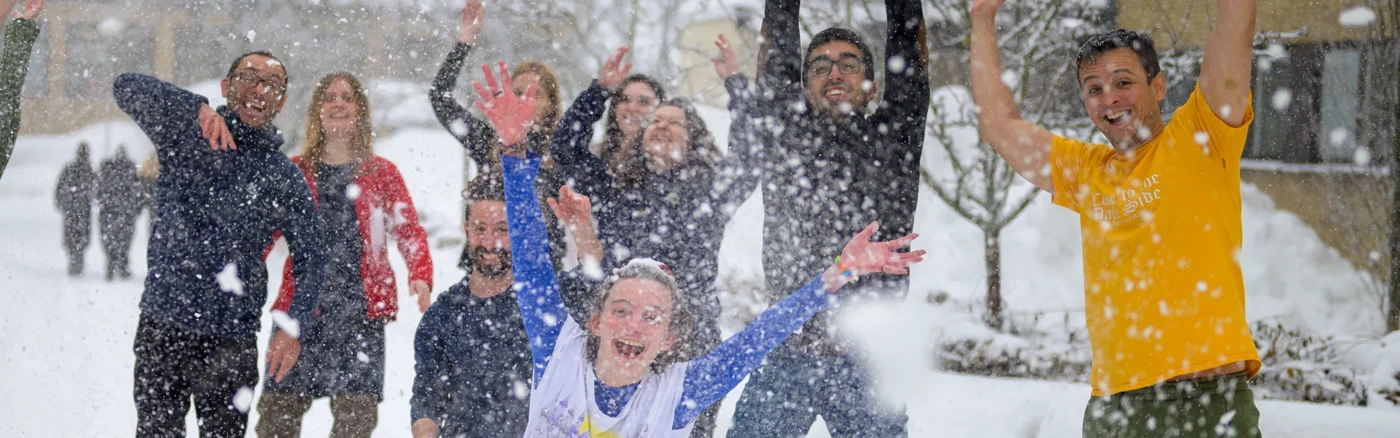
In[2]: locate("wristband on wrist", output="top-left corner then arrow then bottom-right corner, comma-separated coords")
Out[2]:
834,255 -> 857,282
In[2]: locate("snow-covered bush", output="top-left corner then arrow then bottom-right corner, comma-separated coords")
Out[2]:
1251,321 -> 1370,406
930,294 -> 1092,382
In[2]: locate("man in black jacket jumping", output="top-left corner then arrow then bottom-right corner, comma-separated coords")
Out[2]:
727,0 -> 929,436
114,51 -> 326,438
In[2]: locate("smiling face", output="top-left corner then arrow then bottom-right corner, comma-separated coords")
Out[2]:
221,54 -> 288,129
1078,48 -> 1168,151
465,200 -> 511,279
805,41 -> 875,122
641,105 -> 689,171
587,278 -> 676,381
615,81 -> 659,140
318,78 -> 358,134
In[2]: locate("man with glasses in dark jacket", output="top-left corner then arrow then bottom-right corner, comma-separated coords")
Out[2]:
727,0 -> 929,436
114,51 -> 326,438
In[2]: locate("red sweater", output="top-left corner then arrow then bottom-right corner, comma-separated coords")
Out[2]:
272,155 -> 432,321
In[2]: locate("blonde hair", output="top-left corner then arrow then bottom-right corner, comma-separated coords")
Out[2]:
301,71 -> 374,175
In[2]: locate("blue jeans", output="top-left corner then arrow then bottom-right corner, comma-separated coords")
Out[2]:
728,339 -> 908,437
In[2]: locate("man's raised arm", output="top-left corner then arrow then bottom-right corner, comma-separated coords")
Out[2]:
1198,0 -> 1255,128
969,0 -> 1055,193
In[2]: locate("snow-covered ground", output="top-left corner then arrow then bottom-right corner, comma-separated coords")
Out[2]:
2,81 -> 1399,436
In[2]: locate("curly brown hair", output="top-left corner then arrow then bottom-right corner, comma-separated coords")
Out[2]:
611,97 -> 722,189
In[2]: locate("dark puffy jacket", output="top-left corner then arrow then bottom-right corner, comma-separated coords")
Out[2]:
411,271 -> 594,437
98,154 -> 141,216
56,158 -> 96,216
113,73 -> 326,338
746,0 -> 929,352
551,77 -> 762,357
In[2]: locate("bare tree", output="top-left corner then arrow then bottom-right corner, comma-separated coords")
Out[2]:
920,0 -> 1105,329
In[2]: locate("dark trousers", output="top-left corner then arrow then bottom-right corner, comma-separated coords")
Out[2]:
1083,372 -> 1262,438
254,391 -> 378,438
728,339 -> 908,438
100,210 -> 136,279
133,316 -> 258,438
61,211 -> 90,274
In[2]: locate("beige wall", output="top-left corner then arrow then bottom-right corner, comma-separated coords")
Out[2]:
677,18 -> 759,107
1118,0 -> 1391,49
1241,168 -> 1391,283
19,4 -> 191,135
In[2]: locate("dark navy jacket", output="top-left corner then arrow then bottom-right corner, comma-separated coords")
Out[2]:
114,73 -> 325,338
411,272 -> 595,437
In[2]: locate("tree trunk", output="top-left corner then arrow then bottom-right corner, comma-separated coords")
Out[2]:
1390,35 -> 1400,333
984,227 -> 1004,330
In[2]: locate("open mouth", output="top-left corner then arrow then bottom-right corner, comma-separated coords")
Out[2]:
823,86 -> 850,101
614,339 -> 645,359
1104,109 -> 1131,126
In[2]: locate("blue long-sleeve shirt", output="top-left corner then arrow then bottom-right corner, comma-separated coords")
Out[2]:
113,73 -> 325,338
502,153 -> 832,430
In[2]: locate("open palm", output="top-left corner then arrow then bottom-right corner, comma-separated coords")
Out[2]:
472,61 -> 536,149
839,222 -> 924,277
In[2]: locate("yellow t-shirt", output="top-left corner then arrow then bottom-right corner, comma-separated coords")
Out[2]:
1050,85 -> 1261,396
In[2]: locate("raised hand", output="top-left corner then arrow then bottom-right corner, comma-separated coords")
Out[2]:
711,34 -> 740,79
458,0 -> 484,45
970,0 -> 1007,21
546,185 -> 593,235
198,103 -> 235,151
597,47 -> 633,92
11,0 -> 41,20
472,61 -> 536,149
825,222 -> 924,291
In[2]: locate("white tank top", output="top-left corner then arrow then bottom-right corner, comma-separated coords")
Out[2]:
524,317 -> 695,437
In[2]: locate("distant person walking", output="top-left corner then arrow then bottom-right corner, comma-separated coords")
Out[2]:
97,145 -> 140,280
55,141 -> 95,276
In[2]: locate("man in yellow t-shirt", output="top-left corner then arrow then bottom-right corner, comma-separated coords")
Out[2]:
969,0 -> 1261,436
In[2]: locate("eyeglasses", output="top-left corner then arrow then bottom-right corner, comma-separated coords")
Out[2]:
806,56 -> 864,78
229,71 -> 287,98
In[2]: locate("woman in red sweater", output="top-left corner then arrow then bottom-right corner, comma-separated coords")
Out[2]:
256,71 -> 433,438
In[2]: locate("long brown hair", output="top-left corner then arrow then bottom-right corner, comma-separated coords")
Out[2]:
512,61 -> 562,136
301,71 -> 374,175
599,74 -> 666,177
612,97 -> 721,189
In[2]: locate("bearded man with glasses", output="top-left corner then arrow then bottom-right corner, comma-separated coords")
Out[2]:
114,51 -> 326,438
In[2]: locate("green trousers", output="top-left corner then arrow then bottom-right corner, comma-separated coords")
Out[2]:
1083,372 -> 1262,438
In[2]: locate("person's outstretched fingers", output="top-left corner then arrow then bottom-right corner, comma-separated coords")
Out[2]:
497,61 -> 513,95
888,232 -> 919,249
471,80 -> 493,105
480,64 -> 501,95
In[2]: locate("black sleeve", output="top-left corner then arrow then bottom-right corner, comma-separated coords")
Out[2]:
549,81 -> 614,202
870,0 -> 931,160
756,0 -> 804,103
709,74 -> 763,213
429,43 -> 498,166
112,73 -> 208,171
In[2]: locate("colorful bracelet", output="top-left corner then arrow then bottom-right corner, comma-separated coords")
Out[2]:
834,256 -> 857,282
